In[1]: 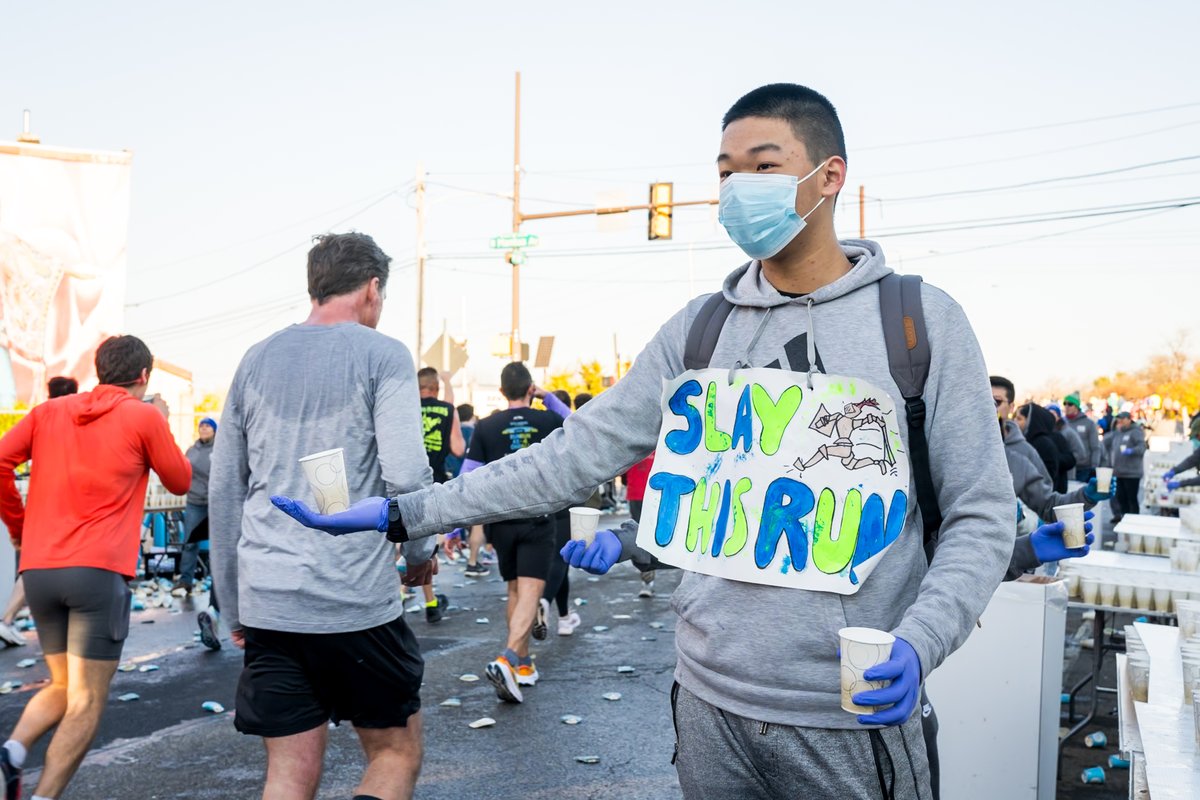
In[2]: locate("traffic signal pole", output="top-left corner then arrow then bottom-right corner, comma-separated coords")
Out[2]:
506,71 -> 716,363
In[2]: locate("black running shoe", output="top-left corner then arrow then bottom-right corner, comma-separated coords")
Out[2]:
1,746 -> 22,800
197,609 -> 222,651
426,594 -> 448,624
463,562 -> 490,578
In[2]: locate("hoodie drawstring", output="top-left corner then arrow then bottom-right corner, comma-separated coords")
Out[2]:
805,298 -> 818,390
727,307 -> 774,384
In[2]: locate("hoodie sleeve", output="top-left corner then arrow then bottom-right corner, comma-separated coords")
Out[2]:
140,408 -> 192,495
1174,449 -> 1200,477
392,304 -> 692,537
0,414 -> 33,543
1012,451 -> 1091,520
209,368 -> 251,631
890,295 -> 1016,680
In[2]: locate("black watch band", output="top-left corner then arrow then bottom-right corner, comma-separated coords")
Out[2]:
385,499 -> 409,543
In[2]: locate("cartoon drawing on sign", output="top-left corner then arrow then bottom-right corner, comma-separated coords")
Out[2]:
792,399 -> 895,476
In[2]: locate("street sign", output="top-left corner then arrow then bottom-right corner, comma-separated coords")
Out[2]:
489,233 -> 540,250
533,336 -> 555,369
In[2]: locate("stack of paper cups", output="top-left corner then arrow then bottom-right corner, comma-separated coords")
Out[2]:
299,448 -> 351,514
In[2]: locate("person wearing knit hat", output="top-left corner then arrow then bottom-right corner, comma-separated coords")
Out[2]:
1047,404 -> 1087,475
177,418 -> 217,625
1062,394 -> 1101,482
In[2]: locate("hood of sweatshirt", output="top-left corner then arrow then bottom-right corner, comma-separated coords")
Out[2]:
67,385 -> 137,425
1022,403 -> 1057,442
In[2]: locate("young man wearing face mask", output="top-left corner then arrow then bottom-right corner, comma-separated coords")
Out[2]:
274,84 -> 1013,800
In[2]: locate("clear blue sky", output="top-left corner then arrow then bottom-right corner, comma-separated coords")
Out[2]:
5,1 -> 1198,400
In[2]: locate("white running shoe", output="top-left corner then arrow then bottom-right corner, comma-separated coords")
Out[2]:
639,579 -> 655,598
0,622 -> 25,647
557,612 -> 582,636
532,598 -> 550,641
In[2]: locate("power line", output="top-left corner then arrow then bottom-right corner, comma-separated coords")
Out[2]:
126,191 -> 404,308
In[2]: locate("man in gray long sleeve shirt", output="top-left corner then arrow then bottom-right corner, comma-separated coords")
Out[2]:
209,233 -> 434,800
276,85 -> 1014,800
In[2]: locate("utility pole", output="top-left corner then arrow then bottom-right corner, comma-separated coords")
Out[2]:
858,184 -> 865,239
510,72 -> 522,362
415,163 -> 427,359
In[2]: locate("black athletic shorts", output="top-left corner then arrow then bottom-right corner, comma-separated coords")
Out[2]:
235,614 -> 423,738
23,567 -> 131,660
485,516 -> 556,582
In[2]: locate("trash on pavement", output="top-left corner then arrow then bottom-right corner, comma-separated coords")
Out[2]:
440,698 -> 462,707
459,674 -> 480,682
118,693 -> 140,702
575,755 -> 601,764
15,659 -> 36,669
617,665 -> 636,674
560,715 -> 582,725
469,717 -> 496,729
602,692 -> 622,701
201,701 -> 225,714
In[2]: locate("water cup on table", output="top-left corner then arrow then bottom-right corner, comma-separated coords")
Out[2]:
1063,572 -> 1081,599
1096,467 -> 1114,495
1117,583 -> 1135,609
1135,585 -> 1153,611
1194,690 -> 1200,745
1080,578 -> 1100,605
1053,503 -> 1087,549
1128,653 -> 1151,703
1145,535 -> 1161,556
1099,582 -> 1116,607
1126,533 -> 1143,554
568,507 -> 602,546
1153,586 -> 1173,613
1182,659 -> 1200,704
838,627 -> 895,714
298,448 -> 351,514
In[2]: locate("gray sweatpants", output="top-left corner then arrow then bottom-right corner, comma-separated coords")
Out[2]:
673,684 -> 932,800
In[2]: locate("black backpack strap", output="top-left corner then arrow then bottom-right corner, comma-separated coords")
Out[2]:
684,292 -> 736,371
879,273 -> 943,561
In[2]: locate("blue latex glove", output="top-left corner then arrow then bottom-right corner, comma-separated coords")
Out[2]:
1083,477 -> 1114,503
1167,481 -> 1182,491
1122,447 -> 1134,456
853,637 -> 922,726
560,530 -> 621,575
1030,511 -> 1095,563
1164,469 -> 1176,481
270,495 -> 389,535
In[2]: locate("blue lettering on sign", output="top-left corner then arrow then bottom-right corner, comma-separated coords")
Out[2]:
753,478 -> 816,570
664,380 -> 703,455
648,472 -> 697,546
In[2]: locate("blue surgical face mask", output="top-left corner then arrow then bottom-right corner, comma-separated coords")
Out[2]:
718,160 -> 829,260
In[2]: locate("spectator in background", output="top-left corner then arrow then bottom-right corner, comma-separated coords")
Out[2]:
573,393 -> 592,409
451,404 -> 493,580
552,390 -> 572,410
0,376 -> 79,649
416,368 -> 463,624
182,418 -> 222,651
1048,404 -> 1087,479
1109,411 -> 1147,524
991,376 -> 1051,482
1063,394 -> 1101,482
1015,403 -> 1076,493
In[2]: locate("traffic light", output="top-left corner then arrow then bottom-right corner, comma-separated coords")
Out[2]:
648,182 -> 673,240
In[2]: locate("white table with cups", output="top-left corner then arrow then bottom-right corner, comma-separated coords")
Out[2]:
1057,547 -> 1200,761
1116,620 -> 1200,798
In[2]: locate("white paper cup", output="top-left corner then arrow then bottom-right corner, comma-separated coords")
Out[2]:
1153,586 -> 1172,613
299,448 -> 351,514
839,627 -> 895,714
569,507 -> 602,546
1135,585 -> 1154,610
1064,573 -> 1081,598
1054,503 -> 1086,549
1096,467 -> 1114,494
1146,535 -> 1161,556
1127,533 -> 1143,554
1080,578 -> 1100,605
1117,583 -> 1135,609
1099,582 -> 1116,607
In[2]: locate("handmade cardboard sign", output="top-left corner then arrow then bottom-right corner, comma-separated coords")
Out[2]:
636,368 -> 911,594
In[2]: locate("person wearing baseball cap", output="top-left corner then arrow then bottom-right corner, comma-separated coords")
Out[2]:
1063,394 -> 1101,482
1108,411 -> 1146,524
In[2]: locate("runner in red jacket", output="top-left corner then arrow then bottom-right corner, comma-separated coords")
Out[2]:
0,335 -> 190,800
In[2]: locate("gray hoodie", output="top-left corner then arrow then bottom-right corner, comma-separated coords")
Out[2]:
1006,446 -> 1092,522
1066,413 -> 1102,469
1003,420 -> 1051,483
1109,423 -> 1147,478
1056,423 -> 1088,473
185,438 -> 213,506
392,240 -> 1015,728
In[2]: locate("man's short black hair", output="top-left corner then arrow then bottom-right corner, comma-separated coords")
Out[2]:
417,367 -> 439,392
722,84 -> 847,166
46,376 -> 79,398
457,403 -> 474,423
500,362 -> 533,401
307,232 -> 391,304
96,336 -> 153,387
989,376 -> 1015,404
552,390 -> 572,409
574,392 -> 593,409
